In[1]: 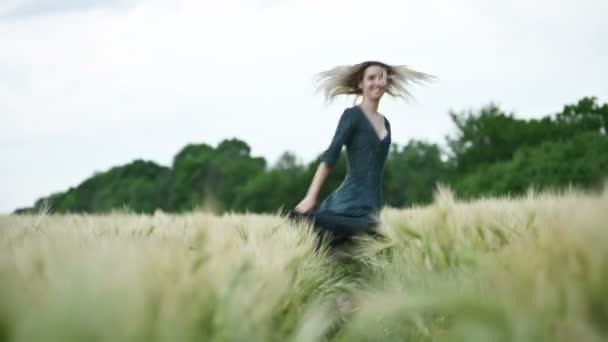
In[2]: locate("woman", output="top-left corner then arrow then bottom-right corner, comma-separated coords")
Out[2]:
286,60 -> 434,251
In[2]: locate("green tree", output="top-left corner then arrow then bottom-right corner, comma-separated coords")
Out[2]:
15,160 -> 172,214
453,132 -> 608,198
169,138 -> 266,213
383,140 -> 447,207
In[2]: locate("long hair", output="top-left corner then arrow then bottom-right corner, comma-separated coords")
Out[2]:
313,60 -> 436,104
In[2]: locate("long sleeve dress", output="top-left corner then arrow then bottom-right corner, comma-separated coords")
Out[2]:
287,104 -> 391,248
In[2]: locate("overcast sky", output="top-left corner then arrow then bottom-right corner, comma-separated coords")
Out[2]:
1,0 -> 607,214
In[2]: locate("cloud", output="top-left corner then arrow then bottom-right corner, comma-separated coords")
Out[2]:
0,0 -> 140,20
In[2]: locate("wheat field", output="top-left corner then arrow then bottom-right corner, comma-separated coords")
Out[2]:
1,185 -> 607,342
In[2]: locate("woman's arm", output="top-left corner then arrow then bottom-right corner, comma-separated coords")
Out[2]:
294,162 -> 331,213
306,162 -> 332,200
294,109 -> 355,213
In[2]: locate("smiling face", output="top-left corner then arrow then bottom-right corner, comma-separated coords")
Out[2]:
358,64 -> 388,101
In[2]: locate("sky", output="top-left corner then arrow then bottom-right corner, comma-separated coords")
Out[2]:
1,0 -> 607,214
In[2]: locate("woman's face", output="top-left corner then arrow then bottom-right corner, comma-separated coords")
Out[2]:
359,65 -> 387,101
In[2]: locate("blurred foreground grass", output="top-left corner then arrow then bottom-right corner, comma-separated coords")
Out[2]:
1,185 -> 607,342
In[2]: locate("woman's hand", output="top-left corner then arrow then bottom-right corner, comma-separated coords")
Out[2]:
294,195 -> 317,214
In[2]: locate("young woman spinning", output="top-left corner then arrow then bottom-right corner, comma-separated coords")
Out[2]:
287,60 -> 434,251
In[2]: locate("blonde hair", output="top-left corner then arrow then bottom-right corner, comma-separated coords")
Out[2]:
313,60 -> 436,103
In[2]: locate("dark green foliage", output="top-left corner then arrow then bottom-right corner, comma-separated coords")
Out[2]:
169,139 -> 266,213
445,96 -> 608,198
453,132 -> 608,198
383,140 -> 447,207
231,151 -> 308,213
14,96 -> 608,214
15,160 -> 172,214
445,97 -> 607,175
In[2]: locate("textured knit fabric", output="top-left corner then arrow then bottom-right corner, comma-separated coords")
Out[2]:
286,105 -> 391,248
318,105 -> 391,218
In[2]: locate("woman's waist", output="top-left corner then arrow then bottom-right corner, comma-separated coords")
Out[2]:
337,175 -> 381,192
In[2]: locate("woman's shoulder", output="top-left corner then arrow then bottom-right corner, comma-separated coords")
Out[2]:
346,105 -> 360,113
376,109 -> 390,128
343,105 -> 362,119
382,113 -> 390,127
335,106 -> 361,122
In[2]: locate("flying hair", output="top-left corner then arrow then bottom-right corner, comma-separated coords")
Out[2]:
313,60 -> 436,104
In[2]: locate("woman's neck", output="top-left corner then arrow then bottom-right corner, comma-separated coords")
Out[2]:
359,98 -> 380,115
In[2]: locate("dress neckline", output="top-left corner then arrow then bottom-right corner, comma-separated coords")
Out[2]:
354,105 -> 389,141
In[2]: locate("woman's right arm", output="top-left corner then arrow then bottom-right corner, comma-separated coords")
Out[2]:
293,109 -> 355,213
294,162 -> 331,213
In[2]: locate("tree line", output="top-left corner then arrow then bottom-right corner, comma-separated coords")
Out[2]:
14,96 -> 608,215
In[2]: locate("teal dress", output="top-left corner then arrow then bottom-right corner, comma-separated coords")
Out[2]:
318,105 -> 391,218
287,105 -> 391,247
